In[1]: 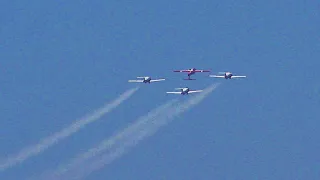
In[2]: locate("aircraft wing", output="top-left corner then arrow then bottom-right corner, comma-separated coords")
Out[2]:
150,79 -> 165,82
188,90 -> 203,93
231,75 -> 246,78
128,80 -> 144,83
166,91 -> 181,94
209,75 -> 225,78
194,70 -> 210,72
173,70 -> 190,72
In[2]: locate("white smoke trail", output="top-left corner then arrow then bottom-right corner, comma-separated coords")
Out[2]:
0,87 -> 139,171
49,83 -> 220,180
37,99 -> 178,180
76,83 -> 219,179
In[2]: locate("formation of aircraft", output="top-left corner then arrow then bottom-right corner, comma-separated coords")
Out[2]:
128,68 -> 246,95
209,72 -> 247,79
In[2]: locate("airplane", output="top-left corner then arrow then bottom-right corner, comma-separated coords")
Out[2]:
128,76 -> 165,83
209,72 -> 246,79
166,87 -> 203,95
173,68 -> 210,80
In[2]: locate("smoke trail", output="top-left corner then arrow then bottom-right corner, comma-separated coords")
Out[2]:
37,99 -> 178,180
76,83 -> 220,179
48,83 -> 219,180
0,87 -> 139,171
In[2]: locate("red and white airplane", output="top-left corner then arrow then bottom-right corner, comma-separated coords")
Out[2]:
209,72 -> 246,79
173,68 -> 210,80
128,76 -> 165,83
166,87 -> 203,95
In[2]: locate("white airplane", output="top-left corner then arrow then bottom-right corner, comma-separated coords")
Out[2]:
209,72 -> 246,79
128,76 -> 165,83
166,87 -> 203,95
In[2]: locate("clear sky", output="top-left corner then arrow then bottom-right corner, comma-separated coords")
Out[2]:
1,0 -> 319,179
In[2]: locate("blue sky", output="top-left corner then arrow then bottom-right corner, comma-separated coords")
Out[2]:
1,0 -> 320,179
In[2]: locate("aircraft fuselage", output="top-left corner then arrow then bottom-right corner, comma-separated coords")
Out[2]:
143,77 -> 151,83
187,69 -> 197,79
225,72 -> 233,79
181,88 -> 190,94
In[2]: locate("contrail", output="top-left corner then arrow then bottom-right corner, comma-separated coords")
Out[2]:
37,99 -> 178,180
44,83 -> 220,180
0,87 -> 139,171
